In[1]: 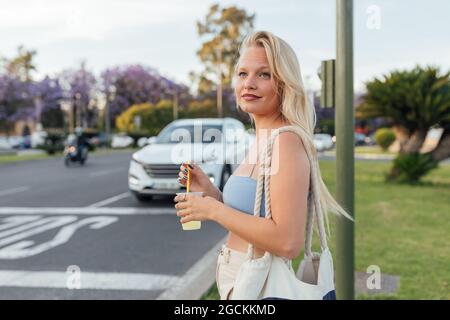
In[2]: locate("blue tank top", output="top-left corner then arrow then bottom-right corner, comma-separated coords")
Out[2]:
223,175 -> 266,217
222,161 -> 311,218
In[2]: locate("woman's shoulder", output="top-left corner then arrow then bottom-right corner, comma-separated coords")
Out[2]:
273,129 -> 306,152
270,129 -> 310,175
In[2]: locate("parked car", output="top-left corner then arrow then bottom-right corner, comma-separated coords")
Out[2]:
89,133 -> 109,148
314,134 -> 334,151
8,136 -> 31,149
137,137 -> 149,148
128,117 -> 251,201
355,133 -> 368,146
31,131 -> 48,148
0,137 -> 12,150
364,133 -> 376,146
111,133 -> 134,148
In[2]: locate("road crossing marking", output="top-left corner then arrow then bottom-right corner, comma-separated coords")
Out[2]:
88,192 -> 131,208
0,207 -> 176,215
0,270 -> 180,291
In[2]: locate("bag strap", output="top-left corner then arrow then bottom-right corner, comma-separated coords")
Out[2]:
248,125 -> 328,260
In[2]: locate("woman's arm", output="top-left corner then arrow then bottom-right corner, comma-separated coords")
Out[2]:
206,184 -> 223,203
211,132 -> 310,259
213,205 -> 292,257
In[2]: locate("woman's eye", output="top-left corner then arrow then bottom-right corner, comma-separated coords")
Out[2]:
260,72 -> 271,79
238,72 -> 247,78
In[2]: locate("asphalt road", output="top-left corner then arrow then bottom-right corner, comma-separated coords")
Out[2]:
0,152 -> 227,299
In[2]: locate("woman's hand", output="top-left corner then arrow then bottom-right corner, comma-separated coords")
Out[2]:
173,193 -> 223,224
178,161 -> 222,201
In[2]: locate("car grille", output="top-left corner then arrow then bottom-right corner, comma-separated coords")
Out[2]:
143,164 -> 180,178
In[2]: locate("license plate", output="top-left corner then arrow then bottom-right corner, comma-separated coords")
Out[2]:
153,181 -> 178,190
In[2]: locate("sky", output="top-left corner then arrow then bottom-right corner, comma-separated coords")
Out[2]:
1,0 -> 449,93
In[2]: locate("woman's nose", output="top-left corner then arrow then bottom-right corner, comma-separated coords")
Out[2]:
244,76 -> 257,90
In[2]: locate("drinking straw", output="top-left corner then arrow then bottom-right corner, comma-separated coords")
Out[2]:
186,160 -> 190,193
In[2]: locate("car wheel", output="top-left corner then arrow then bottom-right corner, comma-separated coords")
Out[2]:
133,192 -> 153,202
219,165 -> 232,191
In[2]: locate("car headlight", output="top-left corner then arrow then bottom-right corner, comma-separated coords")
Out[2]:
129,175 -> 140,185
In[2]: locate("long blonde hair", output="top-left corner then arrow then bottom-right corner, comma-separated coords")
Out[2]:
233,31 -> 353,229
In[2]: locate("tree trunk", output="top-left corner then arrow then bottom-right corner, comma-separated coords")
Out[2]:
392,125 -> 410,153
430,128 -> 450,162
403,128 -> 428,153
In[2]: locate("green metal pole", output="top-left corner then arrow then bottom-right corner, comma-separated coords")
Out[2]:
335,0 -> 355,300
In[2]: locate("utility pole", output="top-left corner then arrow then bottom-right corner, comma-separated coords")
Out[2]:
216,47 -> 223,118
335,0 -> 355,300
173,87 -> 179,120
104,95 -> 111,145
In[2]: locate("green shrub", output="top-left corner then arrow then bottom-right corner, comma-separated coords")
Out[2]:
387,153 -> 438,183
375,128 -> 396,151
115,101 -> 174,137
182,99 -> 217,118
317,119 -> 335,135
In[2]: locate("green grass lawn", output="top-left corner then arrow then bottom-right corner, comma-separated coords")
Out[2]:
202,160 -> 450,300
0,153 -> 54,163
354,146 -> 395,155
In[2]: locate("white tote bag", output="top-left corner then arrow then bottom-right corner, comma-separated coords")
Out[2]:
231,126 -> 336,300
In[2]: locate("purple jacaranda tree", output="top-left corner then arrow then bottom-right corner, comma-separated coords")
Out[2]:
0,74 -> 34,134
60,62 -> 97,129
101,64 -> 192,127
30,76 -> 65,128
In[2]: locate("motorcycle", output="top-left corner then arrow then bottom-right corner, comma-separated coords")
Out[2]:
64,143 -> 88,166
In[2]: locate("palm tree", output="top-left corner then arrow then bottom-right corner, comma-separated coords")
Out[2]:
357,66 -> 450,182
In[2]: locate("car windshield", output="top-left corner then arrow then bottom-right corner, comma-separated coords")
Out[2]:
155,124 -> 223,144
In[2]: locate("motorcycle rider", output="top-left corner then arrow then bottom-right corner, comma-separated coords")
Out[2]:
74,127 -> 90,162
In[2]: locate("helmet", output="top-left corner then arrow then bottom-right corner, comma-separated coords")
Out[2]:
75,127 -> 83,136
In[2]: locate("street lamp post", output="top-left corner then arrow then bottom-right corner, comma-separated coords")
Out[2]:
335,0 -> 355,300
104,86 -> 115,145
216,46 -> 223,118
173,87 -> 179,120
105,99 -> 110,142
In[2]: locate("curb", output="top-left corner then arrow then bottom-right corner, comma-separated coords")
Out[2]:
156,235 -> 227,300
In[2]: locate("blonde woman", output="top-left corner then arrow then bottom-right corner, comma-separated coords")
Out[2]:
174,31 -> 352,300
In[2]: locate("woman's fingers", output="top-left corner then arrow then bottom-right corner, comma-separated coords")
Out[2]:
177,171 -> 188,185
176,205 -> 190,217
174,200 -> 185,209
178,162 -> 194,185
180,162 -> 194,171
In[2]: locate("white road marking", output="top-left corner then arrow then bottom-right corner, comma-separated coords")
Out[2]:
0,207 -> 176,215
88,192 -> 131,208
0,216 -> 78,247
0,186 -> 30,197
0,270 -> 180,291
0,216 -> 118,259
0,216 -> 42,231
0,216 -> 60,239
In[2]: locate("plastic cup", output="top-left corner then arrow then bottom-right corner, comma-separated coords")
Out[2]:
176,191 -> 204,230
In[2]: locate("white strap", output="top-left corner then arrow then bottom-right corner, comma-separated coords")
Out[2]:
247,125 -> 328,260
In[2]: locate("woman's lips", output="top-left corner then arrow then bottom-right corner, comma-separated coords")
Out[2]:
242,94 -> 261,101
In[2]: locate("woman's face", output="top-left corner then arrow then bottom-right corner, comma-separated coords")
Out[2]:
234,46 -> 280,117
